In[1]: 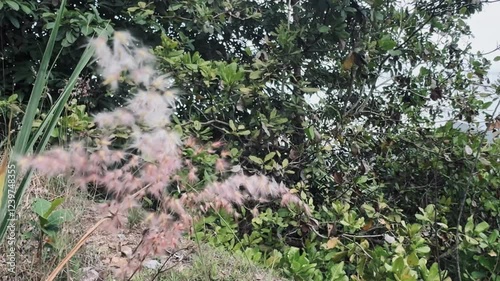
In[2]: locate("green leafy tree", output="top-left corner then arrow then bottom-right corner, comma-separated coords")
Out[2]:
1,0 -> 499,280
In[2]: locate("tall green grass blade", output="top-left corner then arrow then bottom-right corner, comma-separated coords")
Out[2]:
13,1 -> 67,157
27,45 -> 95,154
9,46 -> 96,221
14,44 -> 95,207
0,0 -> 68,244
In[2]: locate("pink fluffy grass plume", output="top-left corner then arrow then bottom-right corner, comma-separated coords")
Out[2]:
18,31 -> 311,280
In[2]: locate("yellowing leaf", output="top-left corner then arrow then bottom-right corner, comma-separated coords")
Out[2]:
0,151 -> 9,204
360,239 -> 369,249
325,237 -> 339,249
362,219 -> 373,231
333,172 -> 343,184
342,52 -> 355,70
239,87 -> 252,94
486,116 -> 500,131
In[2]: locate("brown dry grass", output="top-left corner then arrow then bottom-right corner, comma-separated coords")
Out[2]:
0,173 -> 289,281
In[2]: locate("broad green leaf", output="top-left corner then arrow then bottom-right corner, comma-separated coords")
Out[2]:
7,14 -> 19,28
265,251 -> 282,266
356,176 -> 368,184
415,214 -> 427,221
229,120 -> 236,131
474,221 -> 489,233
479,157 -> 491,166
305,126 -> 315,140
388,49 -> 402,56
6,0 -> 19,11
300,87 -> 320,93
427,263 -> 440,281
318,25 -> 330,33
330,261 -> 346,277
392,256 -> 404,274
465,235 -> 479,245
51,127 -> 60,138
478,256 -> 495,271
239,87 -> 252,94
238,130 -> 251,136
362,203 -> 375,216
488,230 -> 499,244
249,70 -> 262,80
169,4 -> 183,11
249,155 -> 263,165
41,226 -> 59,238
379,36 -> 397,50
32,198 -> 51,218
465,216 -> 474,233
47,209 -> 73,226
415,246 -> 430,254
407,252 -> 419,267
44,197 -> 65,218
264,152 -> 276,162
193,120 -> 201,131
185,63 -> 198,71
7,94 -> 18,102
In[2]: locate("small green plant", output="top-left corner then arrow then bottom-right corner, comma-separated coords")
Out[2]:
0,94 -> 22,149
0,0 -> 100,244
32,98 -> 95,143
25,197 -> 73,263
127,207 -> 145,229
282,246 -> 323,281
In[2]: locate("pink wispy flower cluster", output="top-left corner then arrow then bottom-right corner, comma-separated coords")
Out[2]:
19,31 -> 311,279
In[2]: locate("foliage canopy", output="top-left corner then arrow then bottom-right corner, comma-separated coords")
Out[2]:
1,0 -> 499,280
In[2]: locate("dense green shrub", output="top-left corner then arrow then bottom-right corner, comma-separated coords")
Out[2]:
1,0 -> 499,280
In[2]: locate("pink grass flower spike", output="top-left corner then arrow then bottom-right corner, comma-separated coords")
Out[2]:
19,31 -> 311,280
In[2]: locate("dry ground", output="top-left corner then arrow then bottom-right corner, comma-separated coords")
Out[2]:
0,175 -> 288,281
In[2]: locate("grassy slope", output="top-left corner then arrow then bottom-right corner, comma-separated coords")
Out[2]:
0,174 -> 288,281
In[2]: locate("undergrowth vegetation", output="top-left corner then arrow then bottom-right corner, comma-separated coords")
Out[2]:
15,31 -> 311,280
1,0 -> 500,280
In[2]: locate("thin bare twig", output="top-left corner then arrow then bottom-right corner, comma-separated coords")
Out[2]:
45,217 -> 111,281
149,246 -> 194,281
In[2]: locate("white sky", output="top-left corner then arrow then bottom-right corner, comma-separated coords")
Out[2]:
456,2 -> 500,139
466,2 -> 500,77
430,3 -> 500,127
305,2 -> 500,139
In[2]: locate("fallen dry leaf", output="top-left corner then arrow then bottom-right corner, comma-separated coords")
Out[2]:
325,237 -> 339,249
